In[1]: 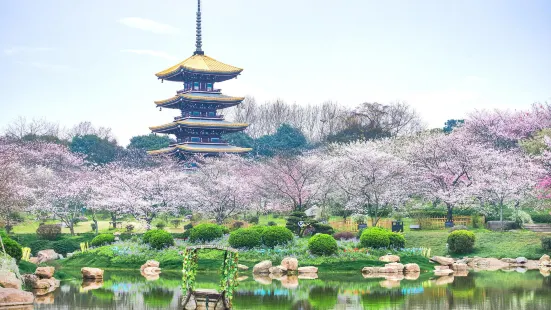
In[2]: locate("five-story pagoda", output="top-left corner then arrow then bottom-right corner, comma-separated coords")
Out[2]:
148,0 -> 251,157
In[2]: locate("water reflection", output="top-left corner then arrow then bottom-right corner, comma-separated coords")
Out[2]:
30,269 -> 550,310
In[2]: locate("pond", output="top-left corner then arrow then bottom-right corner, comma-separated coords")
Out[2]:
30,269 -> 551,310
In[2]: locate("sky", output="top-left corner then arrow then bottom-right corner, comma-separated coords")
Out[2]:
1,0 -> 550,145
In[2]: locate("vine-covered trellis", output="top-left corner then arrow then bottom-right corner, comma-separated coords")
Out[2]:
182,245 -> 239,309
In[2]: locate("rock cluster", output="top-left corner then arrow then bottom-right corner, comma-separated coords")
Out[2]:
29,249 -> 62,265
379,254 -> 401,263
81,267 -> 104,279
21,266 -> 60,298
0,288 -> 34,307
140,260 -> 161,280
362,263 -> 420,275
252,257 -> 318,282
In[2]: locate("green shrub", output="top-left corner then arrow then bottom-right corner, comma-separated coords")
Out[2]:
448,230 -> 476,254
531,213 -> 551,224
188,224 -> 224,243
221,226 -> 230,234
155,222 -> 167,230
388,233 -> 405,248
148,230 -> 174,250
228,228 -> 262,249
247,215 -> 259,225
231,221 -> 245,230
2,237 -> 22,261
267,221 -> 277,226
91,234 -> 115,247
52,239 -> 80,256
542,236 -> 551,251
312,223 -> 335,235
249,225 -> 266,235
170,219 -> 182,228
308,234 -> 338,256
262,226 -> 293,248
36,224 -> 62,240
143,229 -> 161,244
360,227 -> 390,248
125,224 -> 135,232
183,223 -> 193,230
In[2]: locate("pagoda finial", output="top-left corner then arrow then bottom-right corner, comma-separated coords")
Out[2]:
194,0 -> 204,55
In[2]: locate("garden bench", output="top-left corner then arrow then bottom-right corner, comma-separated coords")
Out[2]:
409,224 -> 421,230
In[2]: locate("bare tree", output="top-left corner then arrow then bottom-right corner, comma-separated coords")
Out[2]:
4,116 -> 62,139
66,121 -> 114,141
353,101 -> 425,137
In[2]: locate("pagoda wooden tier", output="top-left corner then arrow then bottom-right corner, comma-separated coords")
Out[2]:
147,0 -> 251,158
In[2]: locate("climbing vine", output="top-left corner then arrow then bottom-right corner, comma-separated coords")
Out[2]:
219,251 -> 239,300
182,248 -> 198,297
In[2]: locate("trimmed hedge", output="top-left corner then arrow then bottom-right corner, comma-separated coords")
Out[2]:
389,233 -> 405,249
542,236 -> 551,251
531,213 -> 551,224
2,237 -> 22,262
143,229 -> 162,244
448,230 -> 476,254
91,234 -> 115,247
36,224 -> 62,240
262,226 -> 293,248
189,224 -> 224,243
52,239 -> 80,256
148,230 -> 174,249
360,227 -> 391,248
228,228 -> 262,249
308,234 -> 338,256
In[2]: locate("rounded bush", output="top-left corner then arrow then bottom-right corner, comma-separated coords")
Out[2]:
308,233 -> 338,256
228,228 -> 262,249
188,224 -> 224,243
360,227 -> 390,248
448,230 -> 476,254
143,229 -> 162,244
148,230 -> 174,249
52,239 -> 80,256
91,234 -> 115,247
312,223 -> 335,235
2,238 -> 22,261
388,232 -> 405,249
248,225 -> 266,235
36,224 -> 62,241
262,226 -> 293,248
541,236 -> 551,251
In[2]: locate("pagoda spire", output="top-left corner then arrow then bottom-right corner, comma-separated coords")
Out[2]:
194,0 -> 204,55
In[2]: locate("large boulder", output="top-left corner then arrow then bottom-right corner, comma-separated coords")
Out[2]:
385,263 -> 405,273
0,271 -> 22,290
540,254 -> 551,267
140,260 -> 160,272
36,250 -> 59,264
0,288 -> 34,306
516,257 -> 528,264
81,267 -> 104,279
379,255 -> 400,263
281,257 -> 298,271
452,263 -> 468,272
269,265 -> 287,275
467,257 -> 510,271
404,263 -> 420,273
238,264 -> 249,271
253,261 -> 272,274
430,256 -> 455,266
142,267 -> 161,276
35,267 -> 55,279
298,266 -> 318,273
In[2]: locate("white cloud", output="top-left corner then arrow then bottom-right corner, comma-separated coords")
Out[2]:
121,49 -> 179,61
118,17 -> 179,34
4,46 -> 54,56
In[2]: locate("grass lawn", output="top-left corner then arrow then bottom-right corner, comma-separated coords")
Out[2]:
405,229 -> 548,259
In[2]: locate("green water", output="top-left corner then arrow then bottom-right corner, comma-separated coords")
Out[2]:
31,269 -> 551,310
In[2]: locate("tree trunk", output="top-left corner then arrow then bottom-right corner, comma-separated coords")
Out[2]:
446,204 -> 453,223
69,224 -> 75,236
111,213 -> 117,229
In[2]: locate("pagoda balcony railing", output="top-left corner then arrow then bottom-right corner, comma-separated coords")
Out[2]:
176,139 -> 228,144
175,115 -> 224,121
177,88 -> 222,94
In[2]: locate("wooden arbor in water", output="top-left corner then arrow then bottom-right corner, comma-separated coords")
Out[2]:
182,245 -> 239,310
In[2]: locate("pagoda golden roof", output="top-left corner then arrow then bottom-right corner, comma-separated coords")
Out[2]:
149,119 -> 249,132
154,93 -> 245,106
147,144 -> 252,155
155,54 -> 243,79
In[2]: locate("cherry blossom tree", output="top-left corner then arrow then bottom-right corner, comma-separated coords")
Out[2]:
253,155 -> 325,212
99,158 -> 191,229
326,141 -> 411,225
473,149 -> 545,223
187,156 -> 257,224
